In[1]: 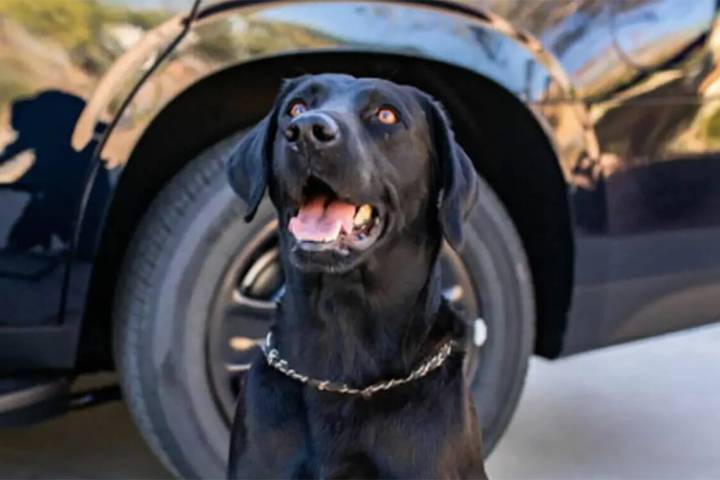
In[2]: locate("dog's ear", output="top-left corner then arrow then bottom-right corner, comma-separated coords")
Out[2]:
228,78 -> 301,222
227,113 -> 275,222
423,96 -> 478,251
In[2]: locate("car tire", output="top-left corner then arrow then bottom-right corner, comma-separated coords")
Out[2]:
461,172 -> 535,454
113,132 -> 534,478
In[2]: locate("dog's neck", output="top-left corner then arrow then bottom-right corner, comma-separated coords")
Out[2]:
274,233 -> 450,387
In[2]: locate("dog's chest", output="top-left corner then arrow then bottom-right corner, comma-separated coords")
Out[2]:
289,383 -> 460,477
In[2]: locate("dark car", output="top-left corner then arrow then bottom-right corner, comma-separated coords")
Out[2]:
1,0 -> 719,477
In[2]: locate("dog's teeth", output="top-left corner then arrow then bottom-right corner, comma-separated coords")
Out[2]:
353,204 -> 373,226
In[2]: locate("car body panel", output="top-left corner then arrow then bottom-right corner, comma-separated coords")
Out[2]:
561,1 -> 720,351
90,1 -> 587,170
0,0 -> 194,371
1,0 -> 720,372
478,0 -> 720,351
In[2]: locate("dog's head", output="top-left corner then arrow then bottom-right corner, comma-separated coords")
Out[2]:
229,74 -> 477,274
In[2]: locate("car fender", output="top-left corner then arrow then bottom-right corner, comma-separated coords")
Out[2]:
74,0 -> 595,177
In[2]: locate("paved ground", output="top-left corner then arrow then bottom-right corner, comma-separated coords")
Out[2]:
1,325 -> 719,479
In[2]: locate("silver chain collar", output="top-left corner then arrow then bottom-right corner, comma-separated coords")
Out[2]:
260,331 -> 455,398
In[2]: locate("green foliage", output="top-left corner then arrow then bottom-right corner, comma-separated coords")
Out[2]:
0,0 -> 98,49
0,0 -> 168,72
704,108 -> 720,142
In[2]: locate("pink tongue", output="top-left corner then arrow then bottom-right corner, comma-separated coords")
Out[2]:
288,196 -> 356,242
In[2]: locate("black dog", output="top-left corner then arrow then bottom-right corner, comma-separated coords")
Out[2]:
227,74 -> 487,479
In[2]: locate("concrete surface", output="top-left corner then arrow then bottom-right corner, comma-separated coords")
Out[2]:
1,325 -> 719,479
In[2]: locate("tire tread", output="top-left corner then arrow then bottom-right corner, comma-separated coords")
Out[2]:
114,146 -> 230,478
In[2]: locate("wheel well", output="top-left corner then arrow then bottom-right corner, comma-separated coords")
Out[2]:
78,52 -> 573,369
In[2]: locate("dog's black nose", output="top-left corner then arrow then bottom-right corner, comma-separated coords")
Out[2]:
284,112 -> 339,147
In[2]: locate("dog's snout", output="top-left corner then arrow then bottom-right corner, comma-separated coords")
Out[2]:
284,112 -> 339,147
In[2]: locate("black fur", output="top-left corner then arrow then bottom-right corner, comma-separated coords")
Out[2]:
227,74 -> 486,479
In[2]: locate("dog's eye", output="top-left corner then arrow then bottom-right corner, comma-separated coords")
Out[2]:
375,107 -> 399,125
288,100 -> 307,118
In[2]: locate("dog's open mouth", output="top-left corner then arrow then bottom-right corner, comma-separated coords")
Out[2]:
288,177 -> 383,255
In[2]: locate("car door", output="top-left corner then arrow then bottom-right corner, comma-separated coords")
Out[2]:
490,0 -> 720,351
0,0 -> 194,368
575,0 -> 720,347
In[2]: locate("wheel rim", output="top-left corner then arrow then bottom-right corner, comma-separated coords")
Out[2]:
206,220 -> 484,425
